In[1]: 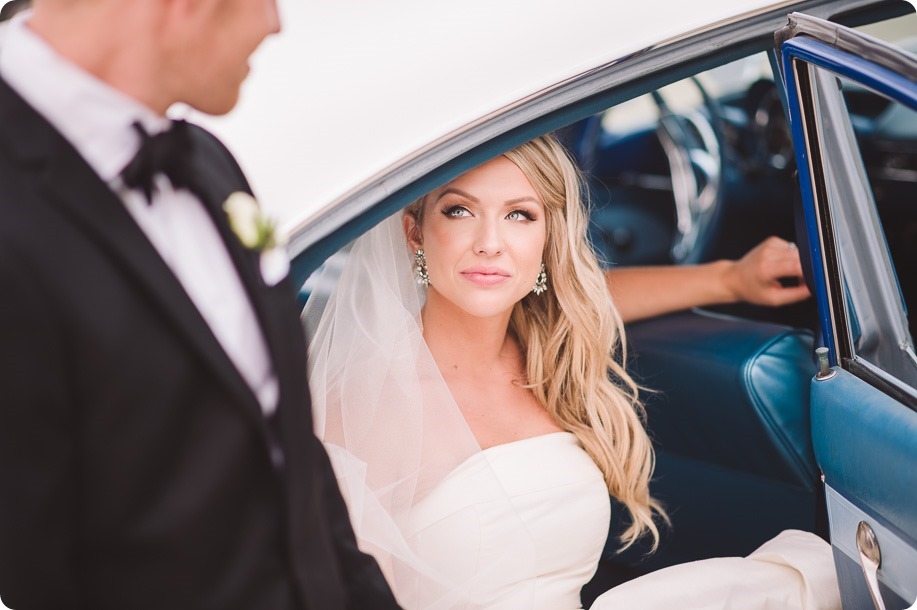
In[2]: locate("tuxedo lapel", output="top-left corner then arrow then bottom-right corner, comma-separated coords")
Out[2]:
0,79 -> 268,431
187,138 -> 299,410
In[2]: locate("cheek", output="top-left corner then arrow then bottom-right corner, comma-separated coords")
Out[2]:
421,242 -> 458,284
518,227 -> 547,284
524,225 -> 548,264
422,222 -> 469,265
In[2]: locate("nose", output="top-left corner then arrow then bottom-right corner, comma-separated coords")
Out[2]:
473,217 -> 505,256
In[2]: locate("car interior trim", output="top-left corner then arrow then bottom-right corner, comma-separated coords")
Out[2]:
846,357 -> 917,410
779,10 -> 917,75
812,368 -> 917,554
825,484 -> 917,603
785,56 -> 845,363
783,37 -> 917,108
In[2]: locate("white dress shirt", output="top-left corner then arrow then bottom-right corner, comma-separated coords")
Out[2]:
0,14 -> 279,416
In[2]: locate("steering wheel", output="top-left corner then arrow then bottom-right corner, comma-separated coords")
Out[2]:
748,80 -> 794,173
651,78 -> 725,264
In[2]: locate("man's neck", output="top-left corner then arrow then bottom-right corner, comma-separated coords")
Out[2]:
28,2 -> 169,115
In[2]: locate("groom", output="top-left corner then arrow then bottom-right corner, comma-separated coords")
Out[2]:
0,1 -> 399,609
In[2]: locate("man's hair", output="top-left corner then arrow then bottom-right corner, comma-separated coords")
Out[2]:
0,0 -> 30,23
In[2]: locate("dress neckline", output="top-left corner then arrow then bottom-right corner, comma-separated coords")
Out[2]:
480,431 -> 576,453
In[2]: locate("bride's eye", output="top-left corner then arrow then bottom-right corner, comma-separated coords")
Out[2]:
507,209 -> 536,222
442,205 -> 472,218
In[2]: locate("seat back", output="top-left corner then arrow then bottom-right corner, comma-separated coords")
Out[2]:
607,310 -> 823,569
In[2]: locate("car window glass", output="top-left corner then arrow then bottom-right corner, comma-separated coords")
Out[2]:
695,53 -> 775,99
598,54 -> 776,138
806,62 -> 917,390
568,50 -> 809,328
855,12 -> 917,50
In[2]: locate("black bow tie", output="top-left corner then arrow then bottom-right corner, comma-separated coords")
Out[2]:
120,120 -> 199,205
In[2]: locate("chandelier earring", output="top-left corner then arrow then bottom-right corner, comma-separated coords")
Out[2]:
532,262 -> 548,295
414,249 -> 431,287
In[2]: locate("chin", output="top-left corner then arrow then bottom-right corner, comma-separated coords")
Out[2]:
455,294 -> 526,320
430,283 -> 527,320
190,86 -> 243,117
205,96 -> 242,117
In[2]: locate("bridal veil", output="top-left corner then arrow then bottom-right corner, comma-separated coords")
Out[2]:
303,213 -> 538,609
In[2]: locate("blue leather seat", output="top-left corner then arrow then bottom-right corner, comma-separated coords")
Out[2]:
587,309 -> 824,596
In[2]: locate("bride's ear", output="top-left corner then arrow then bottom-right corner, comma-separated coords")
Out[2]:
403,212 -> 423,251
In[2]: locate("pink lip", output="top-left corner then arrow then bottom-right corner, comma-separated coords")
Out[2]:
460,266 -> 512,287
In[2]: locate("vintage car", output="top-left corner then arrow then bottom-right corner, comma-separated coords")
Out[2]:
201,0 -> 916,607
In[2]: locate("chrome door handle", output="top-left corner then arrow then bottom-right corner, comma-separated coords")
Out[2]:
856,521 -> 887,610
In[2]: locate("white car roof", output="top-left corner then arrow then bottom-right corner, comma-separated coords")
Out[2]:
193,0 -> 804,234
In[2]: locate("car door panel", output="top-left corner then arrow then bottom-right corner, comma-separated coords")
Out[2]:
780,12 -> 917,609
812,370 -> 917,608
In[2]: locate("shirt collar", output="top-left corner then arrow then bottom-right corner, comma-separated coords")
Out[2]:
0,12 -> 170,183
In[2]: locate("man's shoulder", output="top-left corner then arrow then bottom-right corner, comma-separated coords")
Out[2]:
0,130 -> 78,261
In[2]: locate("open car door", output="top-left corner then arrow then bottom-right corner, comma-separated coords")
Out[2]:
778,13 -> 917,610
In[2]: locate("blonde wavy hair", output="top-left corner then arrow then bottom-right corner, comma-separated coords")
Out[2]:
406,135 -> 665,550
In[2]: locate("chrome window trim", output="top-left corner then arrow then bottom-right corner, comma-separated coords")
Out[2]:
850,356 -> 917,404
792,59 -> 848,361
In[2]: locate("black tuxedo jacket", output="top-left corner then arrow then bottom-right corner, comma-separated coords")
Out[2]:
0,77 -> 400,610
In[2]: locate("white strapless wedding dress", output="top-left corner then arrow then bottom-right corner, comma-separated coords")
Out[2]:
403,431 -> 609,609
393,431 -> 840,610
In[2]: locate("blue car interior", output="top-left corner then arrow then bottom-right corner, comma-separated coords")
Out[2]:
566,53 -> 832,602
581,310 -> 823,603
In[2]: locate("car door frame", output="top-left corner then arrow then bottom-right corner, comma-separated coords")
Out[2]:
778,12 -> 917,609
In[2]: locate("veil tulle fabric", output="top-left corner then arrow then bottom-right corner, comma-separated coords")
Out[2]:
303,213 -> 536,609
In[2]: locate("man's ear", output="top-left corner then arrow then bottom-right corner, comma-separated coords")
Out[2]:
402,212 -> 422,251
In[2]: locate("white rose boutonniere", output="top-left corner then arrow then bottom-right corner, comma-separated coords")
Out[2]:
223,192 -> 277,250
223,192 -> 290,286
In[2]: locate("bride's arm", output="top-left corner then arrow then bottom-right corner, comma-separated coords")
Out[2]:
607,237 -> 811,324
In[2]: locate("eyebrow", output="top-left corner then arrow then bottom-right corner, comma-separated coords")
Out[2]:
504,196 -> 541,207
435,188 -> 478,203
435,189 -> 541,207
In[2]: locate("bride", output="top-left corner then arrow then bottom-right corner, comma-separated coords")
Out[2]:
305,135 -> 838,609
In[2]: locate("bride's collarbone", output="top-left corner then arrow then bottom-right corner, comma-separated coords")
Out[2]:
444,371 -> 563,449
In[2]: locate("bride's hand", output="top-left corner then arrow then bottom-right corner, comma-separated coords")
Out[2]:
722,236 -> 812,307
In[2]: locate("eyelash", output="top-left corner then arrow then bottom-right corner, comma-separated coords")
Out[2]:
440,205 -> 537,222
442,205 -> 471,218
507,210 -> 537,222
